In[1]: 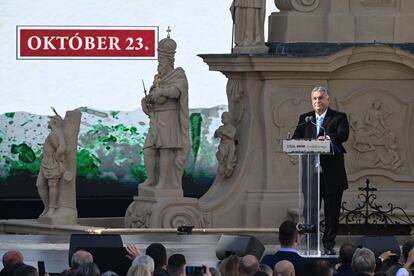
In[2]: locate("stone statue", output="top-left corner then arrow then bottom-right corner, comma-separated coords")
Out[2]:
214,112 -> 237,178
230,0 -> 268,53
139,30 -> 190,192
37,113 -> 66,217
36,109 -> 81,224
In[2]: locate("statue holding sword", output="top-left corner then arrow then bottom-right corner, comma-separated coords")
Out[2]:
139,29 -> 190,193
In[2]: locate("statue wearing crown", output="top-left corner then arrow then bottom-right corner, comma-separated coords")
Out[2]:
139,29 -> 190,193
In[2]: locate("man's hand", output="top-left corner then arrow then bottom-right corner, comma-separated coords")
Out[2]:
379,250 -> 397,262
125,244 -> 141,260
404,248 -> 414,270
149,88 -> 163,102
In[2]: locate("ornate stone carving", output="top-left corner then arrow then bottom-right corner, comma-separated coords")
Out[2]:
125,198 -> 208,228
337,87 -> 413,182
348,100 -> 405,174
275,0 -> 320,12
360,0 -> 397,7
226,79 -> 245,123
214,112 -> 237,178
159,205 -> 209,228
124,201 -> 152,228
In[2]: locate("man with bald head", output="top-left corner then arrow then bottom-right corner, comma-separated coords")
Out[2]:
274,260 -> 295,276
70,250 -> 93,269
1,250 -> 24,276
240,255 -> 260,276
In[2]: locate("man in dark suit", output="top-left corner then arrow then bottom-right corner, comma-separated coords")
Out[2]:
292,86 -> 349,255
261,220 -> 306,276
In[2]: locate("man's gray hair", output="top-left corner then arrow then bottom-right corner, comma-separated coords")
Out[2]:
70,250 -> 93,269
351,247 -> 375,274
311,86 -> 329,96
274,260 -> 295,276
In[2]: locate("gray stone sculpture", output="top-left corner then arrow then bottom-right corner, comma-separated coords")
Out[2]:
37,109 -> 81,225
139,31 -> 190,194
230,0 -> 268,53
214,112 -> 237,178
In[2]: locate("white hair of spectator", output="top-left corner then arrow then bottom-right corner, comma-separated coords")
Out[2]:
101,271 -> 119,276
71,250 -> 93,269
352,248 -> 375,275
127,254 -> 155,276
273,260 -> 295,276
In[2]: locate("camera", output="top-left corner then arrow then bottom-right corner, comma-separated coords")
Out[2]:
297,223 -> 316,234
177,225 -> 194,235
186,266 -> 206,276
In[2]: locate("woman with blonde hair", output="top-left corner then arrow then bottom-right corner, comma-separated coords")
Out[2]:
127,255 -> 155,276
219,255 -> 240,276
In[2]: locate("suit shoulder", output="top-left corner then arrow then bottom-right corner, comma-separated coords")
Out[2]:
299,111 -> 314,118
329,109 -> 347,117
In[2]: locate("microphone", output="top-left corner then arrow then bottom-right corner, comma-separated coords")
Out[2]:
287,116 -> 313,139
309,117 -> 327,139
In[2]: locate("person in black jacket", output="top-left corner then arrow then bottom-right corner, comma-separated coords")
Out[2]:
293,86 -> 349,255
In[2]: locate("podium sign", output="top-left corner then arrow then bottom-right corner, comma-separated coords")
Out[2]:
283,139 -> 330,154
283,139 -> 332,257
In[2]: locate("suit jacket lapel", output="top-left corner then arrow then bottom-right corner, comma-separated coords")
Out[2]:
320,108 -> 332,137
305,113 -> 316,138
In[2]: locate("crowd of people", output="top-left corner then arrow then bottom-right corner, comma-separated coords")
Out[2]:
1,220 -> 413,276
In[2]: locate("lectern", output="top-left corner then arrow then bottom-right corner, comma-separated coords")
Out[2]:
283,139 -> 331,257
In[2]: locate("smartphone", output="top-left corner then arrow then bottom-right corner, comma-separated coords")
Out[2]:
185,266 -> 206,276
37,261 -> 45,276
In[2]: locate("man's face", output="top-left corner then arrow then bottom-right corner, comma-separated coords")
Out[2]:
311,90 -> 330,114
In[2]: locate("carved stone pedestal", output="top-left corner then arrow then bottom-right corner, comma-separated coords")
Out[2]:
125,190 -> 208,228
232,45 -> 269,54
37,207 -> 77,225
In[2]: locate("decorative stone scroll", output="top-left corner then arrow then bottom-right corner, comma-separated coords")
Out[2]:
275,0 -> 320,12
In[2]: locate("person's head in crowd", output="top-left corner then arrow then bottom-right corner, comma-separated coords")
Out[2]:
209,266 -> 221,276
259,264 -> 272,276
13,264 -> 38,276
338,243 -> 356,266
2,250 -> 24,267
219,255 -> 240,276
252,272 -> 269,276
273,260 -> 295,276
145,243 -> 167,269
167,254 -> 186,276
402,240 -> 414,264
70,250 -> 93,270
59,269 -> 76,276
75,263 -> 100,276
127,255 -> 155,276
101,271 -> 119,276
239,255 -> 259,276
278,221 -> 300,248
313,260 -> 333,276
352,248 -> 376,275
